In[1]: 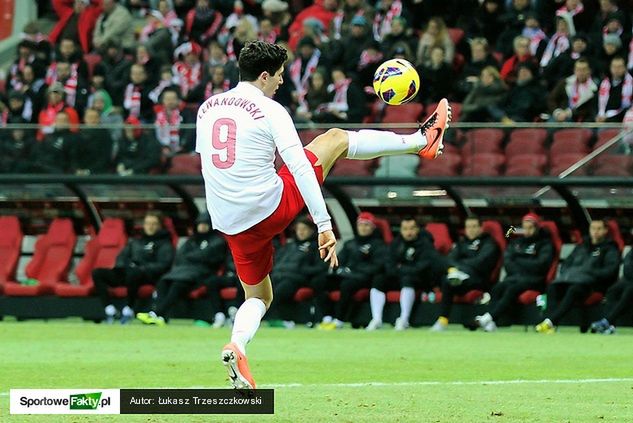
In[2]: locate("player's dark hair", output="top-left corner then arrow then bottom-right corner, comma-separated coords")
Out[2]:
465,215 -> 481,225
295,215 -> 315,229
401,216 -> 418,226
238,40 -> 288,82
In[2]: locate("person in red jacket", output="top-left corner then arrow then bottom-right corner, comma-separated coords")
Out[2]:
49,0 -> 103,54
499,35 -> 537,86
37,82 -> 80,141
288,0 -> 339,51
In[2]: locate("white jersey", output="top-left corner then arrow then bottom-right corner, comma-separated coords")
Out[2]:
196,82 -> 331,235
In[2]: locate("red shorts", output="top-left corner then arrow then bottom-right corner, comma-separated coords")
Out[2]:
223,149 -> 324,285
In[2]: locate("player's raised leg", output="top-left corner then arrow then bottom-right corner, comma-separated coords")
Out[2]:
221,277 -> 273,389
304,99 -> 452,177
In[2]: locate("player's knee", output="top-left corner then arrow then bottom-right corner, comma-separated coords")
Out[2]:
324,128 -> 347,140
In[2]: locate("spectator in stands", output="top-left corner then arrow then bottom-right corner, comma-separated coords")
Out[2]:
123,64 -> 155,121
92,0 -> 135,51
356,40 -> 385,88
368,217 -> 442,330
536,219 -> 621,334
3,91 -> 34,124
37,82 -> 80,140
548,57 -> 598,122
49,0 -> 102,53
596,33 -> 625,77
294,68 -> 331,123
140,3 -> 182,64
0,118 -> 35,173
496,0 -> 533,58
329,0 -> 374,41
154,86 -> 195,158
51,60 -> 90,116
225,17 -> 258,62
417,46 -> 454,104
184,0 -> 224,45
8,40 -> 46,93
101,41 -> 133,106
416,17 -> 454,66
172,42 -> 205,102
15,63 -> 47,120
473,213 -> 554,332
539,16 -> 573,70
288,0 -> 338,51
590,0 -> 630,41
500,35 -> 537,86
258,18 -> 277,44
461,66 -> 507,122
469,0 -> 504,46
47,38 -> 90,83
557,0 -> 591,34
206,40 -> 240,83
93,212 -> 175,324
317,212 -> 386,330
23,111 -> 79,173
223,1 -> 260,45
90,89 -> 124,143
72,108 -> 113,174
590,249 -> 633,334
488,63 -> 544,123
331,15 -> 373,76
268,217 -> 326,329
289,37 -> 327,112
381,17 -> 416,58
595,56 -> 632,123
198,65 -> 235,100
430,216 -> 501,332
114,116 -> 162,175
137,211 -> 227,326
542,33 -> 590,90
135,44 -> 162,87
521,13 -> 547,61
456,38 -> 499,100
372,0 -> 409,42
261,0 -> 291,42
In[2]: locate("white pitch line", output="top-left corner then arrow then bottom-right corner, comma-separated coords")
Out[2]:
2,377 -> 632,397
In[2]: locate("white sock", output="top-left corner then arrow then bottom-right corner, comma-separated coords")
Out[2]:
369,288 -> 386,322
346,129 -> 427,160
322,315 -> 333,324
399,287 -> 415,323
121,306 -> 134,317
333,318 -> 344,328
230,298 -> 266,355
214,312 -> 226,323
105,304 -> 116,316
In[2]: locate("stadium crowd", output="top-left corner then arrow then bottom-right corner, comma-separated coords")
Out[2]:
3,0 -> 633,174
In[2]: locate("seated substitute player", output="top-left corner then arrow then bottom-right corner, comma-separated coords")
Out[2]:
536,219 -> 621,334
430,216 -> 501,332
196,40 -> 451,389
367,217 -> 444,331
317,212 -> 387,330
473,213 -> 554,332
93,212 -> 175,324
267,216 -> 327,328
590,249 -> 633,334
136,211 -> 227,326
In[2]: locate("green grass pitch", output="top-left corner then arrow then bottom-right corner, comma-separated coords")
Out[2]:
2,320 -> 633,422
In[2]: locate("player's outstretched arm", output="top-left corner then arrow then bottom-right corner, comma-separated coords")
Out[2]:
318,230 -> 338,268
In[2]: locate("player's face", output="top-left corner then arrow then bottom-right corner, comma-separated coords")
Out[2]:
464,219 -> 482,240
261,66 -> 284,98
400,220 -> 419,242
522,220 -> 537,238
143,216 -> 161,236
356,221 -> 375,237
610,59 -> 626,79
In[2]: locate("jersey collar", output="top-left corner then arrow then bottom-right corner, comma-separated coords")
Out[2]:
236,81 -> 265,96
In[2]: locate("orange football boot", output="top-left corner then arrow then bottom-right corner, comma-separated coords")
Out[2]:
221,342 -> 256,389
418,98 -> 452,160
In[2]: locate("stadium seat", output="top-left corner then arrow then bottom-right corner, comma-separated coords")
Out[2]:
481,220 -> 506,284
330,159 -> 375,177
583,292 -> 604,306
550,138 -> 590,158
168,154 -> 201,175
505,165 -> 544,176
506,154 -> 547,174
220,287 -> 238,300
593,129 -> 622,152
424,102 -> 462,122
607,220 -> 625,252
54,218 -> 127,297
518,221 -> 562,305
551,128 -> 593,146
425,223 -> 453,254
4,218 -> 76,296
328,288 -> 370,302
374,217 -> 394,244
162,216 -> 180,247
508,128 -> 548,147
462,153 -> 506,176
549,153 -> 588,176
0,216 -> 23,293
188,285 -> 208,299
448,27 -> 465,45
461,129 -> 505,157
294,287 -> 314,302
592,155 -> 632,176
382,104 -> 424,134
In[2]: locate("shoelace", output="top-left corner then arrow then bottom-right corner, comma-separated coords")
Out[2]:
418,113 -> 438,135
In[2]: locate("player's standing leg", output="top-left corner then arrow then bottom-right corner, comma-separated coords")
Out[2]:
221,277 -> 272,389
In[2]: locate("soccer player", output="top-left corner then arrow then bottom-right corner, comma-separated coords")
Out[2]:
196,40 -> 450,389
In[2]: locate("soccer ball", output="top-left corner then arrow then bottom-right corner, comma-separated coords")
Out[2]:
373,59 -> 420,105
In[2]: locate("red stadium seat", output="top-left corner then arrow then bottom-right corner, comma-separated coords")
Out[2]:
0,216 -> 23,293
607,220 -> 625,252
108,284 -> 156,299
481,220 -> 506,285
549,153 -> 588,175
507,153 -> 547,170
328,288 -> 370,302
592,165 -> 631,176
425,223 -> 453,255
4,218 -> 76,296
330,159 -> 374,176
382,104 -> 424,134
188,285 -> 208,299
220,287 -> 238,300
418,153 -> 461,177
55,218 -> 127,297
593,129 -> 622,152
550,138 -> 590,157
552,128 -> 593,146
293,287 -> 314,302
593,155 -> 633,175
374,217 -> 394,244
508,128 -> 548,146
462,153 -> 506,176
168,154 -> 201,175
448,27 -> 465,45
505,165 -> 544,176
425,102 -> 461,122
462,129 -> 505,157
162,216 -> 179,248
